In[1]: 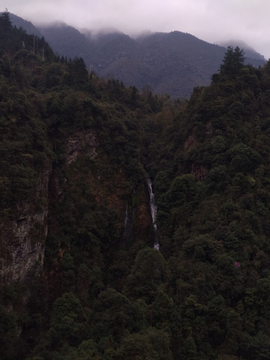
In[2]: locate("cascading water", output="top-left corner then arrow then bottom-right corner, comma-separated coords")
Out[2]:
122,199 -> 136,246
123,203 -> 129,240
146,176 -> 159,250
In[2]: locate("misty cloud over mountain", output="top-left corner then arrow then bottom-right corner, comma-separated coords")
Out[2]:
7,0 -> 270,59
9,13 -> 266,98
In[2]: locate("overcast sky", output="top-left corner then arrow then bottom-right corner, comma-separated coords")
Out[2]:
4,0 -> 270,58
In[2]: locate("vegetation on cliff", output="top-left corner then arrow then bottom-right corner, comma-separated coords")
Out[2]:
2,12 -> 270,360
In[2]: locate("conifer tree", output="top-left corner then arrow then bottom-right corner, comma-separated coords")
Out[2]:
219,46 -> 245,75
0,10 -> 12,31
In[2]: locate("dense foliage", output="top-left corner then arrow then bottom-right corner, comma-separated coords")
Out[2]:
2,14 -> 270,360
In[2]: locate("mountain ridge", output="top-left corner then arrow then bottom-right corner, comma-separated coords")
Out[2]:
9,13 -> 266,98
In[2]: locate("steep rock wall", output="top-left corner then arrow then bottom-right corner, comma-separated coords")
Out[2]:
0,167 -> 51,284
0,128 -> 152,285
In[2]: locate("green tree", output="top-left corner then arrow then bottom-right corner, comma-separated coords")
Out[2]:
117,328 -> 172,360
0,10 -> 12,32
219,46 -> 245,75
49,293 -> 85,348
89,288 -> 146,343
123,248 -> 168,303
0,305 -> 18,360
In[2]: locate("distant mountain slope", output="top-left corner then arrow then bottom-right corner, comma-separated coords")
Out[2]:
9,14 -> 267,98
132,31 -> 227,97
85,30 -> 266,98
83,30 -> 225,98
218,40 -> 266,64
85,31 -> 147,89
39,23 -> 95,63
9,13 -> 42,37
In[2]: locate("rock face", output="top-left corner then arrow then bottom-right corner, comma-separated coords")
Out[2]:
66,131 -> 99,165
0,131 -> 99,284
0,168 -> 51,284
0,128 -> 152,285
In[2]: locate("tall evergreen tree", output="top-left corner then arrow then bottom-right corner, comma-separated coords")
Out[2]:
0,10 -> 12,31
219,46 -> 245,75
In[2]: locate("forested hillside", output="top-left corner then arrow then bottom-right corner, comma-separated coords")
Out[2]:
9,13 -> 266,99
2,11 -> 270,360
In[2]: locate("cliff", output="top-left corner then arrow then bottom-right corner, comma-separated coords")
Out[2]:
0,168 -> 50,283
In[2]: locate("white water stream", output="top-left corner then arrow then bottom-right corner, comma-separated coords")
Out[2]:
122,202 -> 136,246
146,177 -> 159,250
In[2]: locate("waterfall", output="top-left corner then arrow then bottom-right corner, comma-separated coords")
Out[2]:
123,203 -> 129,239
146,177 -> 159,250
122,201 -> 136,246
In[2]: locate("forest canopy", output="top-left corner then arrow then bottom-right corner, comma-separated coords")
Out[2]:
1,15 -> 270,360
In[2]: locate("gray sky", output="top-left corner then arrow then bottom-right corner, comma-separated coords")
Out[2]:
4,0 -> 270,59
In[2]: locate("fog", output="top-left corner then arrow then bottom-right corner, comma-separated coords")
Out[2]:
5,0 -> 270,58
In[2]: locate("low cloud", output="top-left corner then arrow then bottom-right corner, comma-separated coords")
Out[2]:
6,0 -> 270,58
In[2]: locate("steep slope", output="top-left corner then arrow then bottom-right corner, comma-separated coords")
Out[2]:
0,14 -> 167,358
148,51 -> 270,359
0,13 -> 160,284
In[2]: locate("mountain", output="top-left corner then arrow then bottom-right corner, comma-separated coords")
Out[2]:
3,11 -> 270,360
9,14 -> 266,98
39,22 -> 95,62
9,12 -> 42,37
43,25 -> 267,98
40,27 -> 269,98
89,30 -> 267,98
